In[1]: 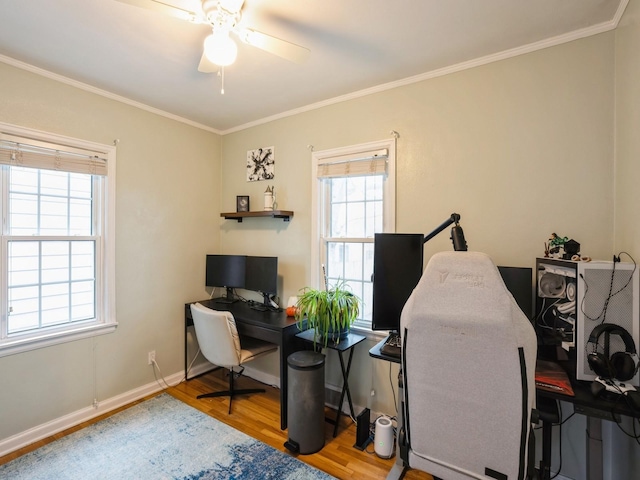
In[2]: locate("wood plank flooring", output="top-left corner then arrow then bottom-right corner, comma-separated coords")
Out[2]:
0,369 -> 433,480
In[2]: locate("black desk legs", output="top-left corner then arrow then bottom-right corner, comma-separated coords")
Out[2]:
331,348 -> 357,437
586,417 -> 603,480
540,420 -> 552,480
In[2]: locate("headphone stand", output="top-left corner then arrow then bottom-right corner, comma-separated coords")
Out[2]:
591,376 -> 637,397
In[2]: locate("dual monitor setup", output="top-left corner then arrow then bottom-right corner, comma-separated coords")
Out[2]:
207,234 -> 533,333
206,254 -> 278,307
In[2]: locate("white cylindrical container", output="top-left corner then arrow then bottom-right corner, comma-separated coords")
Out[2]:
374,416 -> 394,458
264,186 -> 274,211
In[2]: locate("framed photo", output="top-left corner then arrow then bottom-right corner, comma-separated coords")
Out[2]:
236,195 -> 250,212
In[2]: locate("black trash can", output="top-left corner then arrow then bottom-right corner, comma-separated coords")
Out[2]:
284,350 -> 325,454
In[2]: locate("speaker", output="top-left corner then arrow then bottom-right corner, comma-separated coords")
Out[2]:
374,416 -> 394,458
586,323 -> 638,382
576,260 -> 640,385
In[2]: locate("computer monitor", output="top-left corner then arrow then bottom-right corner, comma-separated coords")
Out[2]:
371,233 -> 425,332
497,265 -> 533,321
245,256 -> 278,305
205,254 -> 246,303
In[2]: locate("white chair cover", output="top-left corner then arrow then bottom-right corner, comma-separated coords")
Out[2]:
401,251 -> 537,480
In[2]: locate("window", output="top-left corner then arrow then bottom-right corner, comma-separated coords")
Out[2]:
311,139 -> 396,330
0,123 -> 116,356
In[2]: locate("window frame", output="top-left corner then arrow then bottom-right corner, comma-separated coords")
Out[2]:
0,122 -> 116,357
311,139 -> 396,332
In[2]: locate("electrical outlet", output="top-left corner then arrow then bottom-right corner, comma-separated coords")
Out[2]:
148,350 -> 156,365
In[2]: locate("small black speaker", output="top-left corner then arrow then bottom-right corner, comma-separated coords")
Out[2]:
353,408 -> 372,450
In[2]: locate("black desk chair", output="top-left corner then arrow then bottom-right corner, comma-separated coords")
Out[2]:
190,303 -> 277,413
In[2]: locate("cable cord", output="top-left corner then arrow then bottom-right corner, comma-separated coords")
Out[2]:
151,358 -> 171,390
580,252 -> 636,324
608,387 -> 640,444
536,297 -> 562,331
389,361 -> 398,416
550,402 -> 570,479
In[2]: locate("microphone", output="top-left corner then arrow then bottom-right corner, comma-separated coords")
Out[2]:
451,225 -> 468,251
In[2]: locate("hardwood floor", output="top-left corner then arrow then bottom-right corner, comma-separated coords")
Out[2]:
0,369 -> 432,480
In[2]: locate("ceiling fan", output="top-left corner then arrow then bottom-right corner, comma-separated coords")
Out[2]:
116,0 -> 310,72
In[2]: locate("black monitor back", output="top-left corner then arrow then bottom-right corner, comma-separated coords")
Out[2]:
205,255 -> 246,288
372,233 -> 424,332
245,256 -> 278,295
497,265 -> 533,321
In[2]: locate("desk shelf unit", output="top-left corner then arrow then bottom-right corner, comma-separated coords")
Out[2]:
221,210 -> 293,222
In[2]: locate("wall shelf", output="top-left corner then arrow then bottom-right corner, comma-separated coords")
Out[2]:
221,210 -> 294,222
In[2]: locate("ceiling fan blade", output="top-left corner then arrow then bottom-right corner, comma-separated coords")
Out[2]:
115,0 -> 203,22
197,51 -> 219,73
239,29 -> 310,64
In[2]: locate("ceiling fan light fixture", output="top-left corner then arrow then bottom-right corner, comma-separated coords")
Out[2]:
204,32 -> 238,66
218,0 -> 245,14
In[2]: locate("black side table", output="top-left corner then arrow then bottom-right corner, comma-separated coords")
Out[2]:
296,329 -> 366,437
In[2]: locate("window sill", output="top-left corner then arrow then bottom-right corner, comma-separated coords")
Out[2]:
350,325 -> 389,342
0,322 -> 118,358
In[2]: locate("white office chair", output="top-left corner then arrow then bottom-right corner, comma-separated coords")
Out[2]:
399,252 -> 537,480
190,302 -> 278,413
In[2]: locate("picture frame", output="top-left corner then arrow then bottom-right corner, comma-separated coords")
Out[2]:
236,195 -> 250,212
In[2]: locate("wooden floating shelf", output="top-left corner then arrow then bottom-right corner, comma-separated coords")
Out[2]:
221,210 -> 294,222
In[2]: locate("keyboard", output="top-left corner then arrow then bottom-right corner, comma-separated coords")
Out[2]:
380,332 -> 401,358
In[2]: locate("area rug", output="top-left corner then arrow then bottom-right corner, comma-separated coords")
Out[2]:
0,393 -> 335,480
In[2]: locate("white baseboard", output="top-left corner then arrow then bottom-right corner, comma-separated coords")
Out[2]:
0,371 -> 184,458
0,364 -> 281,460
243,365 -> 280,389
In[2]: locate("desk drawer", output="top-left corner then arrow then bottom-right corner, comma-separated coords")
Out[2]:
237,323 -> 281,345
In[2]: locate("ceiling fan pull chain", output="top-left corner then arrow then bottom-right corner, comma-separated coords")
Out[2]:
220,66 -> 225,95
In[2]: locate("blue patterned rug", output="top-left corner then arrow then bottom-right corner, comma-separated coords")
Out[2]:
0,393 -> 335,480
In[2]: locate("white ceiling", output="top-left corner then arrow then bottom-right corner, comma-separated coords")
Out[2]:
0,0 -> 628,133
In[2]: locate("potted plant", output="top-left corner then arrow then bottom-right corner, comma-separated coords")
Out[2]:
295,278 -> 360,347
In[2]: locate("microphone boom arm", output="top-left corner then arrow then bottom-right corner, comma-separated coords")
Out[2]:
423,213 -> 468,251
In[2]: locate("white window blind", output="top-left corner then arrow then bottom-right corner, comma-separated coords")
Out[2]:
316,148 -> 387,178
0,132 -> 108,176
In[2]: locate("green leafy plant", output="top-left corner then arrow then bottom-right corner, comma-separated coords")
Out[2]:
295,279 -> 360,347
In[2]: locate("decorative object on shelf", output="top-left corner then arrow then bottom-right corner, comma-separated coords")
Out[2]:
247,146 -> 274,182
264,185 -> 277,211
294,275 -> 360,348
236,195 -> 250,212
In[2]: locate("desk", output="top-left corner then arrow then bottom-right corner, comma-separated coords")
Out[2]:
370,339 -> 640,480
535,359 -> 640,480
296,329 -> 366,437
185,299 -> 305,430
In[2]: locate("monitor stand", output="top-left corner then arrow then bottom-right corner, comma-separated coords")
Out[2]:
261,292 -> 271,306
215,287 -> 238,304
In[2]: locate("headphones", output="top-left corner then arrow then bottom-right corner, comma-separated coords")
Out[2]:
587,323 -> 638,382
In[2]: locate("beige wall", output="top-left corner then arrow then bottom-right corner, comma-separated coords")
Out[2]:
0,62 -> 221,440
